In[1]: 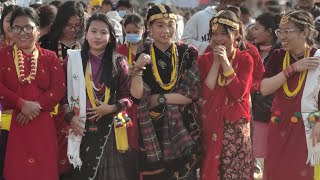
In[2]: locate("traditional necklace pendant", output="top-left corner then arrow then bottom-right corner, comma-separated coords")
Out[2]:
158,59 -> 167,69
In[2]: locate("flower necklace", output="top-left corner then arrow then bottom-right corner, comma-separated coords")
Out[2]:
85,59 -> 110,108
282,47 -> 310,97
57,41 -> 80,65
13,45 -> 39,84
150,43 -> 179,90
87,53 -> 105,92
217,49 -> 237,86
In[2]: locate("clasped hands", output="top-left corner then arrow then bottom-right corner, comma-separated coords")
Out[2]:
16,100 -> 42,125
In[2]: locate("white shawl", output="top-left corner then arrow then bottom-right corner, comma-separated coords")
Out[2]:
302,49 -> 320,166
66,49 -> 87,169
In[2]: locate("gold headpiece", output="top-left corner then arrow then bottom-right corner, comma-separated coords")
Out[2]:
210,11 -> 240,31
148,4 -> 177,24
280,14 -> 311,26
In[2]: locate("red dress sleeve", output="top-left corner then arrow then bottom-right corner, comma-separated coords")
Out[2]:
263,49 -> 283,79
246,43 -> 265,92
0,47 -> 22,109
36,49 -> 66,111
197,52 -> 214,99
226,51 -> 254,99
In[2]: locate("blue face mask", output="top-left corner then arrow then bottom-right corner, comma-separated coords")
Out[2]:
125,33 -> 142,43
118,10 -> 127,18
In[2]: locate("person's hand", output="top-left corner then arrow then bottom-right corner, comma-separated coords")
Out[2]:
294,57 -> 320,72
16,112 -> 31,125
136,53 -> 151,68
87,100 -> 115,121
70,116 -> 85,136
21,100 -> 42,119
212,45 -> 229,65
311,122 -> 320,146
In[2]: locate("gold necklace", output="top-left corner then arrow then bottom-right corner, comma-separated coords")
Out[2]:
217,49 -> 237,86
150,43 -> 178,90
282,48 -> 310,97
128,43 -> 132,66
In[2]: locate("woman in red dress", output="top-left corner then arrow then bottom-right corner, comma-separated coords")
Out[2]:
261,11 -> 320,180
0,7 -> 66,180
197,10 -> 254,180
116,14 -> 145,150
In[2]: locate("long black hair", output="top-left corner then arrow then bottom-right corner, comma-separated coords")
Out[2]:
49,1 -> 85,41
0,5 -> 17,35
81,13 -> 117,89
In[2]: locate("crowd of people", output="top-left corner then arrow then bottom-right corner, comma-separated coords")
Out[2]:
0,0 -> 320,180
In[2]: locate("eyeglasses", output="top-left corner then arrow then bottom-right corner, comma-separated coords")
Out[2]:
275,28 -> 301,37
65,24 -> 80,31
11,25 -> 36,34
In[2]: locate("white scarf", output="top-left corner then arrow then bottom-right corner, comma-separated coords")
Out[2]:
66,49 -> 87,169
302,49 -> 320,166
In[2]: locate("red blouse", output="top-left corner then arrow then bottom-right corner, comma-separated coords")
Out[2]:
197,49 -> 254,180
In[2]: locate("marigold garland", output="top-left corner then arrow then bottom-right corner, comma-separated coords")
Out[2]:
150,43 -> 178,90
13,45 -> 39,84
282,47 -> 310,97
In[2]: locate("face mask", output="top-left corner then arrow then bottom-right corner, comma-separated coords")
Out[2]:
125,33 -> 142,43
118,10 -> 127,18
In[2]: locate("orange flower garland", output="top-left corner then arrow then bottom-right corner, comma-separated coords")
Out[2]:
13,45 -> 39,84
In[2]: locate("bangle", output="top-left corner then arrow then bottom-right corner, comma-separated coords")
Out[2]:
129,72 -> 143,76
65,111 -> 75,124
16,98 -> 24,110
223,69 -> 235,77
133,61 -> 146,70
283,64 -> 297,79
225,73 -> 236,81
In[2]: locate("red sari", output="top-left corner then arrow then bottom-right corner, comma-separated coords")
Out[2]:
263,49 -> 317,180
197,49 -> 254,180
117,43 -> 139,149
0,45 -> 66,180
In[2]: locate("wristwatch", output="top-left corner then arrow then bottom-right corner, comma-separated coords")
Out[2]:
158,94 -> 166,105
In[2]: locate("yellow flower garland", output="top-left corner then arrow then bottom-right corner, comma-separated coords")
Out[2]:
85,62 -> 110,107
151,43 -> 178,90
217,49 -> 237,86
282,48 -> 310,97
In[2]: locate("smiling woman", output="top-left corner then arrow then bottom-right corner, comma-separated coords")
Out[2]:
260,10 -> 320,180
62,13 -> 135,180
0,6 -> 66,180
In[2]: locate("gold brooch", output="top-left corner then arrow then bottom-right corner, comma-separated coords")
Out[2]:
163,14 -> 170,24
281,14 -> 290,25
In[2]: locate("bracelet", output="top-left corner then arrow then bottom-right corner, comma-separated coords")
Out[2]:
283,64 -> 297,79
223,69 -> 235,77
225,73 -> 236,81
129,65 -> 143,75
129,72 -> 143,76
65,111 -> 75,124
133,61 -> 146,70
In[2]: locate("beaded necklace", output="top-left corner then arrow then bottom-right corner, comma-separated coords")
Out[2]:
57,41 -> 79,65
13,45 -> 39,84
282,47 -> 310,97
217,49 -> 237,86
150,43 -> 179,90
